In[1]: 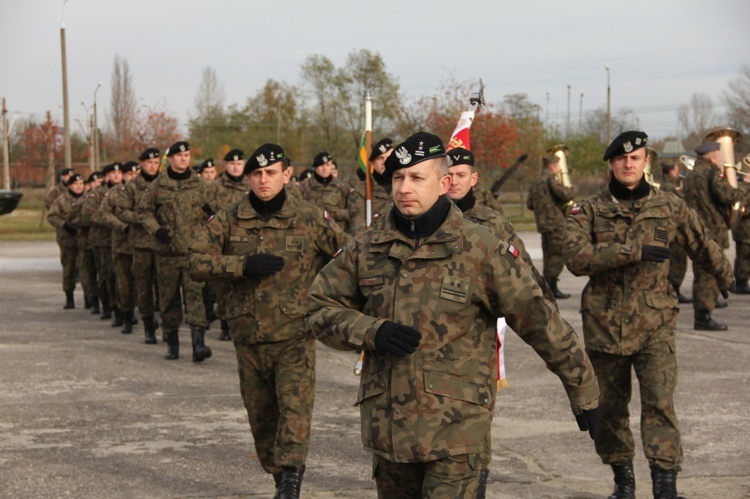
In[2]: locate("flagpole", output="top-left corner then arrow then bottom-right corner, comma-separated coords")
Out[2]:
364,91 -> 373,228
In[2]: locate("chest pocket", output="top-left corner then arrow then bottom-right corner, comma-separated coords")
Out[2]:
592,210 -> 627,245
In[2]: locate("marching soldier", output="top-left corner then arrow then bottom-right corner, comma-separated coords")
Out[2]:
659,162 -> 691,303
137,141 -> 218,362
527,154 -> 575,299
348,137 -> 394,235
565,131 -> 733,499
80,172 -> 104,313
44,167 -> 75,212
682,141 -> 742,330
79,172 -> 103,309
197,158 -> 218,183
188,143 -> 350,498
732,175 -> 750,293
306,132 -> 599,498
299,151 -> 352,232
47,173 -> 85,309
115,148 -> 162,344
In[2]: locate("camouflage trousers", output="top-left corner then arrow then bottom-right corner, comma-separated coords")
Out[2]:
734,241 -> 750,282
132,248 -> 157,318
587,341 -> 682,471
667,241 -> 688,291
112,252 -> 135,313
93,246 -> 112,309
233,330 -> 316,474
541,231 -> 565,280
155,254 -> 207,332
691,260 -> 720,312
59,244 -> 78,293
78,247 -> 97,296
373,453 -> 482,498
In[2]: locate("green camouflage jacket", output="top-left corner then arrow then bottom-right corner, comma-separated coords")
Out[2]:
565,185 -> 733,355
347,180 -> 391,235
732,182 -> 750,242
306,203 -> 598,463
212,173 -> 250,208
188,191 -> 350,343
99,183 -> 131,255
115,175 -> 157,251
137,170 -> 218,256
658,176 -> 683,198
81,184 -> 112,248
44,183 -> 66,211
47,190 -> 84,248
299,178 -> 351,228
683,158 -> 741,248
527,170 -> 573,233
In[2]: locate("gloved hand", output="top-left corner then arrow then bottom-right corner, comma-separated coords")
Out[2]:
727,280 -> 737,295
155,228 -> 171,245
575,407 -> 599,440
641,245 -> 671,262
374,321 -> 422,357
242,253 -> 285,277
62,222 -> 77,236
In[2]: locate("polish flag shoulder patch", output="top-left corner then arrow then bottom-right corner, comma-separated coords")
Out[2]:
323,210 -> 330,220
570,205 -> 581,215
508,244 -> 519,258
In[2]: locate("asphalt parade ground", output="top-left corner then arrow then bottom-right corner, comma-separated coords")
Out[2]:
0,236 -> 748,498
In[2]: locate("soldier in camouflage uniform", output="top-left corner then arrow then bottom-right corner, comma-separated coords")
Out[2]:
659,162 -> 691,303
115,148 -> 161,344
300,151 -> 352,233
565,131 -> 733,499
137,141 -> 218,362
80,172 -> 104,313
307,132 -> 599,499
188,143 -> 350,499
348,138 -> 395,236
211,149 -> 251,340
731,177 -> 750,293
527,154 -> 575,299
100,161 -> 140,334
44,167 -> 75,213
196,159 -> 220,326
47,174 -> 85,309
682,141 -> 742,330
82,162 -> 123,321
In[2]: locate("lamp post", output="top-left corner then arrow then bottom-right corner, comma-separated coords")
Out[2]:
566,84 -> 571,137
579,92 -> 584,130
545,92 -> 550,127
81,102 -> 94,171
93,81 -> 102,171
60,0 -> 71,170
605,65 -> 611,144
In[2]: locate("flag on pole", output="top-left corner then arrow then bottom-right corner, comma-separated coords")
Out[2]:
446,110 -> 476,151
356,131 -> 368,174
496,318 -> 508,391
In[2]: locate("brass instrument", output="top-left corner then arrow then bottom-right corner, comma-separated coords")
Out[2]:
645,147 -> 660,188
703,127 -> 742,226
547,144 -> 571,188
680,155 -> 696,171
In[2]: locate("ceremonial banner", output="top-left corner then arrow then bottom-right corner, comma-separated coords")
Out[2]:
496,318 -> 508,391
446,110 -> 476,151
356,131 -> 368,174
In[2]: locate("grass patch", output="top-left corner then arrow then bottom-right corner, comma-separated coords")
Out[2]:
0,208 -> 57,241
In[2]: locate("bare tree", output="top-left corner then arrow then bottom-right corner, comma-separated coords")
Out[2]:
723,65 -> 750,135
678,93 -> 714,142
108,54 -> 137,153
193,66 -> 225,121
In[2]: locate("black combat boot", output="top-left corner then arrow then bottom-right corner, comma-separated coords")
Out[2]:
607,461 -> 635,499
143,316 -> 157,344
111,307 -> 123,327
694,310 -> 728,331
90,296 -> 100,315
673,284 -> 692,304
715,299 -> 728,309
100,298 -> 112,320
164,331 -> 179,360
219,319 -> 231,341
83,291 -> 92,309
63,291 -> 75,309
191,328 -> 212,363
547,277 -> 571,299
121,311 -> 134,334
475,467 -> 489,499
734,280 -> 750,294
651,468 -> 685,499
275,466 -> 303,499
206,306 -> 218,324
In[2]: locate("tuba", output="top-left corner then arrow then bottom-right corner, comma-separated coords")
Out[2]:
679,155 -> 696,171
645,147 -> 660,188
703,127 -> 742,226
547,144 -> 572,188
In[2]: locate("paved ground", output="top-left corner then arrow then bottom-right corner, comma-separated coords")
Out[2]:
0,236 -> 748,498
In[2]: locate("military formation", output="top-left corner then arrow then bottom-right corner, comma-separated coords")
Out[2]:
44,124 -> 748,499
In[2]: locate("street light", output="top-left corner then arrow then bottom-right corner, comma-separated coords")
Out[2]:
579,92 -> 584,130
566,84 -> 571,137
93,81 -> 102,171
81,102 -> 94,171
605,65 -> 611,144
60,0 -> 71,170
546,92 -> 550,127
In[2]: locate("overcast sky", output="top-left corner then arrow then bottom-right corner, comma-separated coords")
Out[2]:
1,0 -> 748,142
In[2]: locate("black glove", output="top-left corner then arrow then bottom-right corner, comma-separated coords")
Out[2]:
62,222 -> 77,236
155,228 -> 171,245
641,245 -> 671,262
575,407 -> 599,440
727,280 -> 737,295
374,321 -> 422,357
242,253 -> 285,277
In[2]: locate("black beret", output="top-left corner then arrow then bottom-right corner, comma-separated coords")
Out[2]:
446,147 -> 474,167
312,152 -> 332,168
123,161 -> 139,173
198,159 -> 215,172
603,131 -> 648,161
369,137 -> 394,161
224,149 -> 245,162
695,141 -> 721,156
299,168 -> 314,180
86,171 -> 103,183
101,162 -> 122,175
60,168 -> 76,176
138,147 -> 160,161
166,141 -> 190,157
384,132 -> 446,179
245,144 -> 286,174
66,174 -> 83,186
